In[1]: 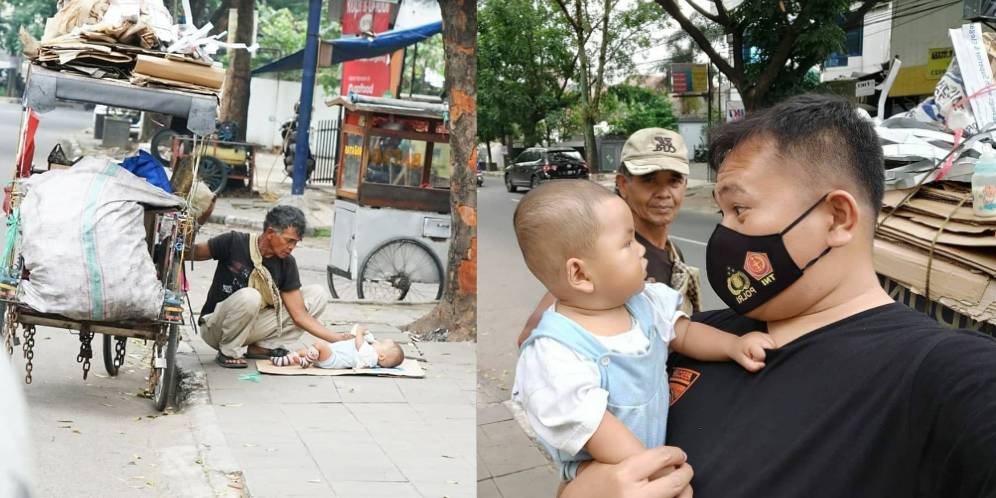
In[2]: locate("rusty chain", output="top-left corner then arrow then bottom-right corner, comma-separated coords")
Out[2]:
22,325 -> 34,384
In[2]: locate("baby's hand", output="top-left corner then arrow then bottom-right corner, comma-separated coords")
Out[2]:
731,332 -> 776,372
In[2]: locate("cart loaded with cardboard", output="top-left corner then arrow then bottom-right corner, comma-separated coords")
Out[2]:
873,22 -> 996,336
0,0 -> 237,410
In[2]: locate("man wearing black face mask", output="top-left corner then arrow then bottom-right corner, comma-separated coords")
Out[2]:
559,94 -> 996,498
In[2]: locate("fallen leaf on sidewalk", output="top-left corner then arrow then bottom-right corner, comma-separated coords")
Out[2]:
57,420 -> 73,423
72,430 -> 80,435
220,403 -> 244,408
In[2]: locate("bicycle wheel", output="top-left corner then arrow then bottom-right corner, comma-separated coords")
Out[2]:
151,129 -> 181,167
151,324 -> 179,411
357,239 -> 444,302
327,267 -> 359,300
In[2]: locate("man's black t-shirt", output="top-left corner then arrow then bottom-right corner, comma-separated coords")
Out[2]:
201,231 -> 302,316
637,232 -> 683,285
668,303 -> 996,497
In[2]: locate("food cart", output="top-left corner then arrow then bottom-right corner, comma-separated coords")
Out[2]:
0,64 -> 216,411
325,94 -> 451,302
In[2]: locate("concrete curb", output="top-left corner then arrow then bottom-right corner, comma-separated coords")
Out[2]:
174,333 -> 248,497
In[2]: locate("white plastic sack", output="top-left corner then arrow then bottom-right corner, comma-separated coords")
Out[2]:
18,156 -> 185,321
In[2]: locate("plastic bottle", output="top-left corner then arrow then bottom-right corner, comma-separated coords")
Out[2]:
973,145 -> 996,218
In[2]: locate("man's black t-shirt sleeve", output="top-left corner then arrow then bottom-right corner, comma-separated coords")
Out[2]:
276,256 -> 302,293
207,231 -> 237,261
910,331 -> 996,497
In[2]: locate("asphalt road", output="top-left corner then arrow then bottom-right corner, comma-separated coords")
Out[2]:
0,102 -> 95,181
477,177 -> 723,402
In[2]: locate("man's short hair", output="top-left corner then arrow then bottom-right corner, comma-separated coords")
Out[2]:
708,94 -> 884,214
513,180 -> 617,286
264,205 -> 307,237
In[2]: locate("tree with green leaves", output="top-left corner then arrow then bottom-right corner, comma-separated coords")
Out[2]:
478,0 -> 576,149
0,0 -> 56,53
654,0 -> 884,111
552,0 -> 668,170
603,84 -> 678,137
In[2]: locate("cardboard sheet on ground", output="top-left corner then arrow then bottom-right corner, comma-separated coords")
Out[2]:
256,358 -> 425,378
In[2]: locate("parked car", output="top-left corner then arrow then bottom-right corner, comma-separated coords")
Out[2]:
504,147 -> 588,192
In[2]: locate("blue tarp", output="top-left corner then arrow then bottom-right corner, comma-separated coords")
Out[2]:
251,21 -> 442,76
120,150 -> 173,193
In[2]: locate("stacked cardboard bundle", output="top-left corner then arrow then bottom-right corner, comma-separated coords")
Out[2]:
26,0 -> 225,95
874,183 -> 996,325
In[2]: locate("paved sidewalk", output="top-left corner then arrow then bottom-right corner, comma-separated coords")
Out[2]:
181,226 -> 476,498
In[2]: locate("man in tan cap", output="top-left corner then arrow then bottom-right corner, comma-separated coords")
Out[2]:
615,127 -> 700,315
517,128 -> 700,345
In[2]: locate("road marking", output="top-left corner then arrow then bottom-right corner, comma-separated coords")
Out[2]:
671,235 -> 707,247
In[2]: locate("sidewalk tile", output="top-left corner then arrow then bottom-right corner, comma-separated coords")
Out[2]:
304,430 -> 406,482
242,463 -> 332,498
494,466 -> 560,498
479,421 -> 550,477
477,478 -> 501,498
477,403 -> 513,425
412,479 -> 476,498
330,481 -> 421,497
332,377 -> 406,403
280,403 -> 363,433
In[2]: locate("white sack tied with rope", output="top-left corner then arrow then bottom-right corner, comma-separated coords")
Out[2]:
18,156 -> 185,320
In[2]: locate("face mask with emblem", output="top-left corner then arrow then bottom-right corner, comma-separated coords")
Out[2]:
705,193 -> 832,315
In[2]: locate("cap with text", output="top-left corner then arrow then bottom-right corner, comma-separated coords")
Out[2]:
620,128 -> 689,176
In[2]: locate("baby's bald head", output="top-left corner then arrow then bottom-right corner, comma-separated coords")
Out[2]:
513,180 -> 618,287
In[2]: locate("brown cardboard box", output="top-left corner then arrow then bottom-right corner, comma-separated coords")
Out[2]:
133,54 -> 224,90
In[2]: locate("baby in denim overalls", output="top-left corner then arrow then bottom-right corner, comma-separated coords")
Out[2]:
511,180 -> 773,481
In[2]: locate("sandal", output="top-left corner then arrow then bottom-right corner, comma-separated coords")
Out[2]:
215,352 -> 248,369
246,346 -> 289,360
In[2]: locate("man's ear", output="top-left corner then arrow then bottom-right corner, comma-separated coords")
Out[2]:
826,190 -> 860,247
615,175 -> 628,199
565,257 -> 594,294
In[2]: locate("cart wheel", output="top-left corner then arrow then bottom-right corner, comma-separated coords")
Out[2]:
102,334 -> 126,377
151,324 -> 179,411
198,156 -> 229,195
151,129 -> 181,167
357,239 -> 444,302
327,268 -> 359,301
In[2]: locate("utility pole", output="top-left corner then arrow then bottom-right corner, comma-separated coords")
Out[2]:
291,0 -> 323,195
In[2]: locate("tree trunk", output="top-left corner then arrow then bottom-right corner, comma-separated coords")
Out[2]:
572,0 -> 599,171
404,0 -> 477,341
218,0 -> 253,142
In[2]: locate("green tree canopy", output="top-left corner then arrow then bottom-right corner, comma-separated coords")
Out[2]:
478,0 -> 576,147
603,84 -> 678,137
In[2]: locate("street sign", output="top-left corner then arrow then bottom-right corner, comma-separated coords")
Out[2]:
340,0 -> 396,97
855,79 -> 876,97
671,63 -> 709,95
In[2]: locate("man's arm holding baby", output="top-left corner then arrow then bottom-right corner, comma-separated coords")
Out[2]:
671,317 -> 774,372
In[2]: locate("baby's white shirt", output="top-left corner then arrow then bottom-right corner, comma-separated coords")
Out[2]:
512,283 -> 686,456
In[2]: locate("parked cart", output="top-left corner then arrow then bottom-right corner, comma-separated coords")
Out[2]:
325,95 -> 451,302
0,64 -> 217,411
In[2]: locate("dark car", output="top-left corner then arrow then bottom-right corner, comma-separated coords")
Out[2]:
504,147 -> 588,192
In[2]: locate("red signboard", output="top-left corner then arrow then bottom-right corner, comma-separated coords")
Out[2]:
340,0 -> 395,97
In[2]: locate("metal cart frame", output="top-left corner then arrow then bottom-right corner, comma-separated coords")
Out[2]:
0,64 -> 217,410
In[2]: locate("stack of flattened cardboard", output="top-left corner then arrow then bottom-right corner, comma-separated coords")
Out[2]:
130,54 -> 224,95
27,0 -> 224,96
875,183 -> 996,324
